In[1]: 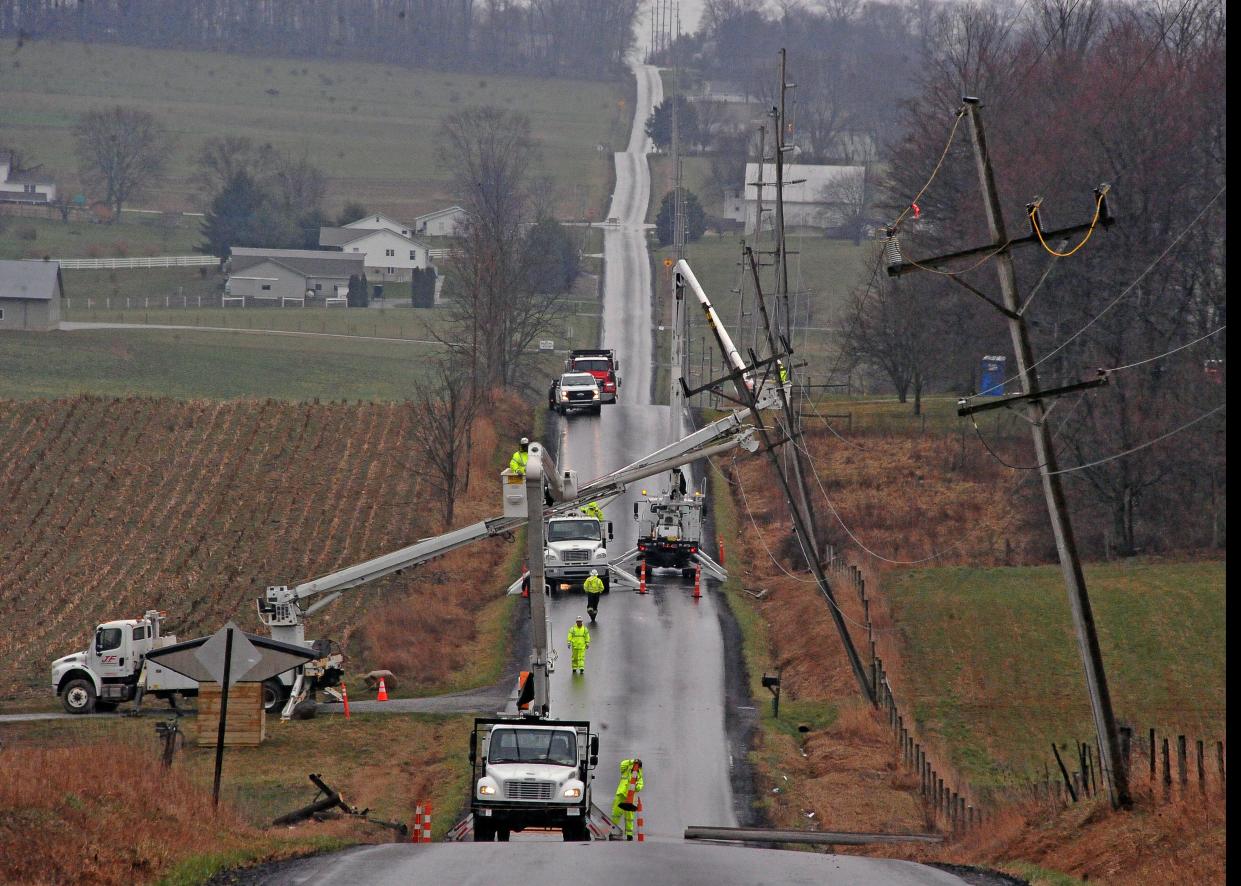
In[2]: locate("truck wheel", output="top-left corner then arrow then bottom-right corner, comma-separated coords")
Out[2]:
474,820 -> 495,842
590,404 -> 602,415
261,679 -> 286,714
496,827 -> 511,842
61,678 -> 96,715
562,822 -> 590,841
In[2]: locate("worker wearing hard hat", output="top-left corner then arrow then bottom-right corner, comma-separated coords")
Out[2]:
582,501 -> 604,521
509,437 -> 530,476
583,569 -> 605,622
612,757 -> 644,840
567,616 -> 591,675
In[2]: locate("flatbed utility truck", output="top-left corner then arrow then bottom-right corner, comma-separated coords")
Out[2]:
634,469 -> 708,578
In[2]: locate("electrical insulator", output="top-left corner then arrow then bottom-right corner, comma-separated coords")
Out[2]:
883,230 -> 904,274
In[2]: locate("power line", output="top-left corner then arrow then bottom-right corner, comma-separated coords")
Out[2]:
1102,325 -> 1226,374
1047,402 -> 1225,476
888,106 -> 966,231
962,184 -> 1226,402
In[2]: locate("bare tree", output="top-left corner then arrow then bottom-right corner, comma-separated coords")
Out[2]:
413,361 -> 479,528
817,166 -> 870,244
73,106 -> 173,219
193,136 -> 279,206
437,106 -> 563,394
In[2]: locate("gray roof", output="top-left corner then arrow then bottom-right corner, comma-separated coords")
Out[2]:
230,247 -> 364,279
4,169 -> 56,186
0,259 -> 61,301
414,205 -> 467,222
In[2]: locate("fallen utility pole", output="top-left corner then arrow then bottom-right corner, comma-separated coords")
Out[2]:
676,261 -> 875,704
889,96 -> 1130,809
684,826 -> 942,846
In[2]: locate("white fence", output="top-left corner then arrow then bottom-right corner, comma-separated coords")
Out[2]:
52,255 -> 219,270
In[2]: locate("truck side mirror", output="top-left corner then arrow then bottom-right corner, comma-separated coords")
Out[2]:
590,735 -> 599,756
607,522 -> 614,540
633,502 -> 639,520
590,755 -> 598,768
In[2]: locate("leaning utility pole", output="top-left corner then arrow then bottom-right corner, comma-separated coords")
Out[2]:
891,97 -> 1130,808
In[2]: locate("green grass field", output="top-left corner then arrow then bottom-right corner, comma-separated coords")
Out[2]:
0,38 -> 629,219
0,215 -> 201,260
888,561 -> 1227,795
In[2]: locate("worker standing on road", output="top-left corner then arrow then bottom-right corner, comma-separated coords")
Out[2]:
567,616 -> 591,674
612,757 -> 644,840
583,569 -> 605,622
509,437 -> 530,476
582,500 -> 604,521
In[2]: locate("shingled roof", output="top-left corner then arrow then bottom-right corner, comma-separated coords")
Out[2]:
230,247 -> 364,278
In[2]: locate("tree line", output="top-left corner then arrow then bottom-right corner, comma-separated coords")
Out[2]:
0,0 -> 640,80
844,0 -> 1225,556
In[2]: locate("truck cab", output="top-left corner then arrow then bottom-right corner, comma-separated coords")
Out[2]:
470,718 -> 598,841
544,514 -> 611,594
566,349 -> 620,404
51,610 -> 192,714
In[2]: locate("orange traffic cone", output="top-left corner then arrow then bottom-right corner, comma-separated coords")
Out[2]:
377,676 -> 389,701
639,561 -> 647,595
341,681 -> 351,719
693,564 -> 701,599
636,796 -> 645,842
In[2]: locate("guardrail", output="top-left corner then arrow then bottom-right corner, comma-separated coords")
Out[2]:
52,255 -> 219,270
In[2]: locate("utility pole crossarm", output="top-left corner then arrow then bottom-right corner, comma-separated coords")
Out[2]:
957,374 -> 1109,417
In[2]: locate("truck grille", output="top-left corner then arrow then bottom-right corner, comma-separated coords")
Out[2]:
562,549 -> 590,565
505,780 -> 555,800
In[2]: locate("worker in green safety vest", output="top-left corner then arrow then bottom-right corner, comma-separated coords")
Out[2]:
509,437 -> 530,475
584,569 -> 605,622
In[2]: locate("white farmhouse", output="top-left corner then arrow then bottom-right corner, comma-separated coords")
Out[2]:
414,206 -> 468,237
0,152 -> 57,204
320,218 -> 431,283
342,213 -> 415,237
742,163 -> 866,235
226,248 -> 364,304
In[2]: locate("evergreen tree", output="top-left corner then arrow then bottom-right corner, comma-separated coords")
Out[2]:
198,170 -> 267,258
654,188 -> 706,247
644,96 -> 700,152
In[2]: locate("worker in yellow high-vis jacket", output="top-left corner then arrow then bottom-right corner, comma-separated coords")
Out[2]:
566,616 -> 591,675
612,757 -> 644,840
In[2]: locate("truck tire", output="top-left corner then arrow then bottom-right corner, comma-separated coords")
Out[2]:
682,568 -> 695,580
262,679 -> 287,714
496,826 -> 511,842
474,820 -> 495,842
61,677 -> 96,715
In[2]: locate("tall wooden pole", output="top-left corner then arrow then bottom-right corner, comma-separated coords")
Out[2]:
963,97 -> 1130,808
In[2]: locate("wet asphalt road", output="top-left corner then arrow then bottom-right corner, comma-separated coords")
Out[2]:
251,58 -> 967,884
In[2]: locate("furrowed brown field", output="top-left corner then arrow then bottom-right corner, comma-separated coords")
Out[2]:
0,394 -> 528,703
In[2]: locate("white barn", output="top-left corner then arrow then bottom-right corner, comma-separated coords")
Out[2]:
414,206 -> 468,237
742,163 -> 866,235
319,224 -> 431,283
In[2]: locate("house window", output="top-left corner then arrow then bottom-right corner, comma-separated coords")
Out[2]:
261,284 -> 272,291
0,307 -> 5,320
388,267 -> 396,274
409,250 -> 417,261
385,248 -> 395,257
24,184 -> 36,193
314,283 -> 323,291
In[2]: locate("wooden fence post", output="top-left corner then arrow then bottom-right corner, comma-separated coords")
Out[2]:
1197,739 -> 1206,794
1177,735 -> 1188,789
1149,728 -> 1156,781
1217,741 -> 1226,786
1162,737 -> 1172,796
1119,726 -> 1132,780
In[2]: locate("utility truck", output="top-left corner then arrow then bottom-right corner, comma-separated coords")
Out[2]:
565,349 -> 620,404
544,511 -> 612,594
634,469 -> 707,579
548,372 -> 603,415
52,610 -> 199,714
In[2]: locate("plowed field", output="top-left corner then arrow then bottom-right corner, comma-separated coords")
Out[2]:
0,395 -> 525,701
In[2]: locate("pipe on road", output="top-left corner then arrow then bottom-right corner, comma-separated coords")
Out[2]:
683,826 -> 943,846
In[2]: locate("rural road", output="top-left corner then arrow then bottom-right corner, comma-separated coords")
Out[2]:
269,59 -> 965,884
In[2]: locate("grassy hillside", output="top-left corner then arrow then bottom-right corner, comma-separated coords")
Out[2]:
887,561 -> 1227,793
0,395 -> 531,702
0,38 -> 629,218
0,215 -> 201,260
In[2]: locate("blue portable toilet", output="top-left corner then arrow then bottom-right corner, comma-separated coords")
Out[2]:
980,355 -> 1007,396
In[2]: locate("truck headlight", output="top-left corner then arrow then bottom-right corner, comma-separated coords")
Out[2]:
546,549 -> 559,562
562,787 -> 582,799
592,390 -> 600,399
560,391 -> 570,401
478,783 -> 497,796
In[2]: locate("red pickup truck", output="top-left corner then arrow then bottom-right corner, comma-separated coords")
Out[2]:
565,349 -> 621,404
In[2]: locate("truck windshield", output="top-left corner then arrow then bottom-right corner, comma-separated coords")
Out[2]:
562,374 -> 596,386
548,520 -> 600,542
489,728 -> 577,766
573,359 -> 610,373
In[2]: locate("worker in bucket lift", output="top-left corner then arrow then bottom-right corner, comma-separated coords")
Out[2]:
582,500 -> 604,521
777,359 -> 790,386
612,757 -> 644,840
583,568 -> 604,622
509,437 -> 530,476
567,616 -> 591,674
